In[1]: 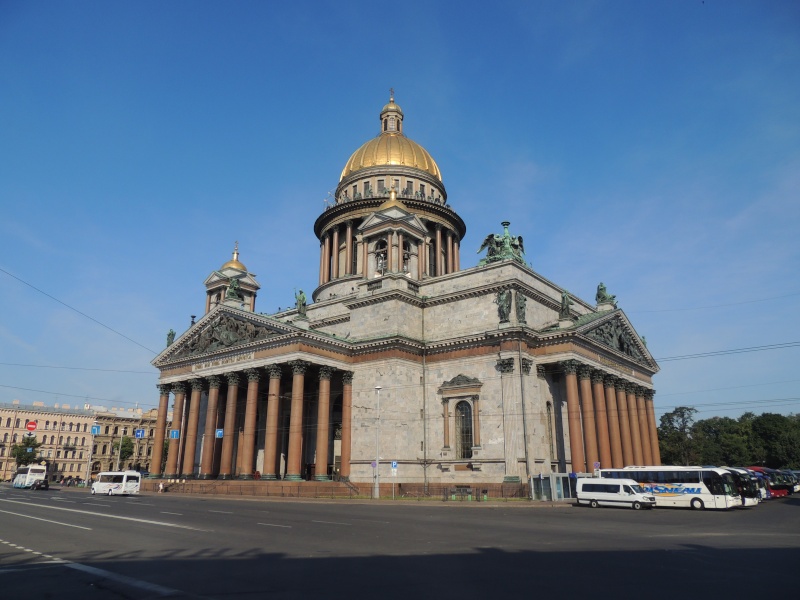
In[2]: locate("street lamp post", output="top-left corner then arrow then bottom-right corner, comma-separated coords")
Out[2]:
374,386 -> 382,500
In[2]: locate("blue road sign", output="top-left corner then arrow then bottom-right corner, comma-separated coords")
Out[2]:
134,429 -> 145,439
215,429 -> 224,439
391,461 -> 398,469
91,425 -> 101,435
169,429 -> 180,439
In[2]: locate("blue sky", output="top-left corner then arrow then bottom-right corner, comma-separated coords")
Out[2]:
1,1 -> 798,422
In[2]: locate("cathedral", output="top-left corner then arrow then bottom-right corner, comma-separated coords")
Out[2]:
150,94 -> 661,492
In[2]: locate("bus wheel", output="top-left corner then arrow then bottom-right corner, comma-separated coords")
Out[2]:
91,488 -> 95,495
691,498 -> 705,510
590,500 -> 598,508
632,501 -> 642,510
108,489 -> 113,496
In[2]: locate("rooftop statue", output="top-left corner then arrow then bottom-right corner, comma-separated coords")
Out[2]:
225,277 -> 243,301
295,289 -> 307,317
559,290 -> 573,320
477,221 -> 527,267
595,282 -> 617,307
166,329 -> 176,347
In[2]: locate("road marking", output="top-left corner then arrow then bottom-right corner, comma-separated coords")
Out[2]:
0,509 -> 92,530
66,562 -> 189,597
84,502 -> 111,507
133,502 -> 155,506
258,522 -> 291,528
312,520 -> 351,526
208,510 -> 233,514
0,498 -> 209,531
161,511 -> 183,515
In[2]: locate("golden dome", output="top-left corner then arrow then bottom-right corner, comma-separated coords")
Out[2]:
339,94 -> 442,182
221,242 -> 247,271
340,135 -> 442,182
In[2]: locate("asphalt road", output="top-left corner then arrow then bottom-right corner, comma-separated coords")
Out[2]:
1,484 -> 798,599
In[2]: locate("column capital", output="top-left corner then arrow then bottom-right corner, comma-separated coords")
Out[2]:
577,364 -> 593,380
289,360 -> 310,376
634,385 -> 646,398
643,389 -> 655,400
157,384 -> 172,396
624,381 -> 638,394
536,365 -> 547,380
266,364 -> 282,380
189,378 -> 205,392
614,378 -> 628,391
591,369 -> 606,385
207,375 -> 222,389
341,370 -> 354,385
225,372 -> 240,387
496,358 -> 515,374
520,358 -> 533,375
319,366 -> 334,381
245,368 -> 261,383
171,382 -> 186,395
560,359 -> 580,375
603,374 -> 618,388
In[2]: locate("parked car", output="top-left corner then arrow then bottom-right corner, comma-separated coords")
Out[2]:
30,479 -> 49,491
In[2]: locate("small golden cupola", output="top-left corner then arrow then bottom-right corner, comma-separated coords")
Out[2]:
203,242 -> 261,313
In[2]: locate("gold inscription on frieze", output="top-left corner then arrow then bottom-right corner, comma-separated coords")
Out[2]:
192,352 -> 255,372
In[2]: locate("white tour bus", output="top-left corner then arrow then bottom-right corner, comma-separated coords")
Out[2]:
12,465 -> 48,488
598,466 -> 742,510
91,471 -> 141,496
576,477 -> 656,510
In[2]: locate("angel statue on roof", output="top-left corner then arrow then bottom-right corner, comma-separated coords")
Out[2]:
477,221 -> 528,267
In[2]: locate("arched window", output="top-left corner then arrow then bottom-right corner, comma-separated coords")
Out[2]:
5,418 -> 10,427
69,423 -> 74,432
45,421 -> 50,430
15,418 -> 20,428
454,401 -> 474,459
375,240 -> 388,273
66,436 -> 72,445
50,435 -> 56,444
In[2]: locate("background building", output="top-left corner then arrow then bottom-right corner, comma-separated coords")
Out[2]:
0,401 -> 169,482
151,96 -> 660,489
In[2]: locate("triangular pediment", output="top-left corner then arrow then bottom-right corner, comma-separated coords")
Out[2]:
578,310 -> 657,370
358,206 -> 427,238
152,307 -> 294,367
203,269 -> 259,288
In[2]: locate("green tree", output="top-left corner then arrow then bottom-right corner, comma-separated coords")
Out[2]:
693,416 -> 752,467
751,413 -> 800,468
113,436 -> 134,467
658,406 -> 699,465
10,435 -> 43,467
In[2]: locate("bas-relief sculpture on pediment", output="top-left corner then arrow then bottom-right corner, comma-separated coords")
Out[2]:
440,374 -> 482,389
173,313 -> 278,359
585,318 -> 645,362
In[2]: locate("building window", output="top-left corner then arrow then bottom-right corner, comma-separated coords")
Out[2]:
15,418 -> 20,428
45,421 -> 50,430
377,179 -> 385,193
57,451 -> 61,458
102,444 -> 107,454
364,181 -> 371,197
149,429 -> 154,437
114,426 -> 118,435
105,426 -> 110,434
5,418 -> 10,427
419,184 -> 425,198
393,178 -> 400,192
454,401 -> 474,459
79,452 -> 83,459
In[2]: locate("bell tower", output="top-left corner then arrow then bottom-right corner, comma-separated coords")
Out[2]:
203,243 -> 261,313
